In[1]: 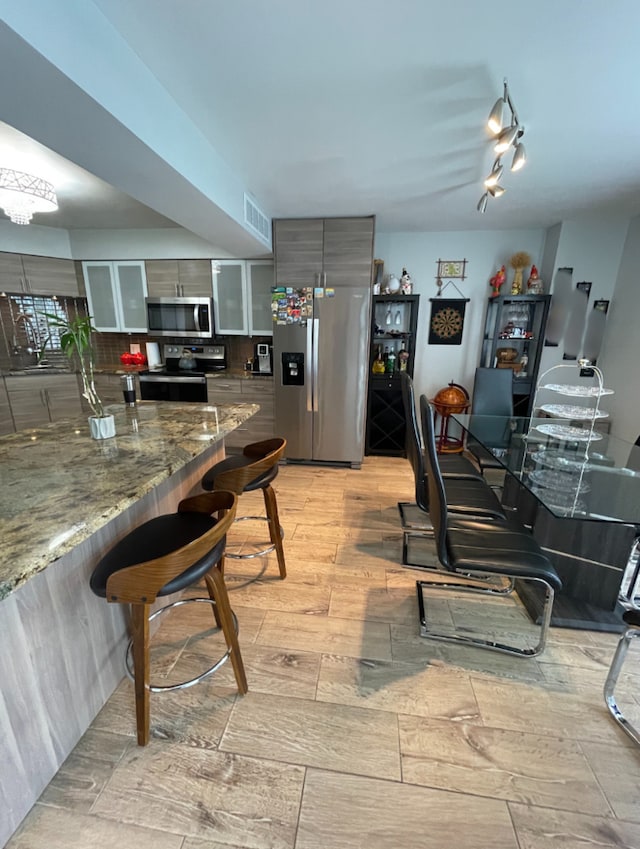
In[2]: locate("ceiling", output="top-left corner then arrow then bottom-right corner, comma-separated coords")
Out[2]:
1,0 -> 640,244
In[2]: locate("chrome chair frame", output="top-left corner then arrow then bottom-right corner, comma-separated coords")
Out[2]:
603,609 -> 640,746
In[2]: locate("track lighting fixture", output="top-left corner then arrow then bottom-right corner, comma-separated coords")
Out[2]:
477,78 -> 527,212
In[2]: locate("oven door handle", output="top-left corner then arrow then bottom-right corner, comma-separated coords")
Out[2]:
139,374 -> 206,384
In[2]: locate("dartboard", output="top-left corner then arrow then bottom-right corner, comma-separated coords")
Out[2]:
431,306 -> 463,339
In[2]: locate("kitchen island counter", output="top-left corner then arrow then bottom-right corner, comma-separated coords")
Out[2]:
0,400 -> 257,600
0,399 -> 257,846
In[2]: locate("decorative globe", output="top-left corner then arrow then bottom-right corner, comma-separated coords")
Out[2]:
432,382 -> 470,414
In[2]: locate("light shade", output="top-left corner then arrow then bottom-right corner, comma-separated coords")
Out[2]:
494,124 -> 519,154
488,183 -> 506,198
511,141 -> 527,171
477,193 -> 488,213
484,163 -> 504,188
487,97 -> 505,135
0,168 -> 58,225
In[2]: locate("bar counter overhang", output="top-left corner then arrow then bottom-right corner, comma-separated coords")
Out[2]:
0,400 -> 257,846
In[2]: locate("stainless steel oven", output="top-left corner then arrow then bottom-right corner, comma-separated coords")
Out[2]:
138,344 -> 227,403
139,371 -> 208,402
146,297 -> 214,338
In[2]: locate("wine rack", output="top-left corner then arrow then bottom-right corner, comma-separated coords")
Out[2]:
365,294 -> 420,456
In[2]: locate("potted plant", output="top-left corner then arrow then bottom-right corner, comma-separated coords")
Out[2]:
40,311 -> 115,439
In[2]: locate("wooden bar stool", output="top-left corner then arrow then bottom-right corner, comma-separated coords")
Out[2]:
201,438 -> 287,579
89,490 -> 247,746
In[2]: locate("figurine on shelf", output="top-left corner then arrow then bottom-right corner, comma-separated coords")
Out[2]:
489,265 -> 506,297
527,264 -> 544,295
509,251 -> 531,295
400,267 -> 413,294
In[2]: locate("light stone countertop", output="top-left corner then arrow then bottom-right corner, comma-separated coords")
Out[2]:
0,400 -> 258,600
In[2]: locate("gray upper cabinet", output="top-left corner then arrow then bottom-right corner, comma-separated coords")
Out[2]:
145,259 -> 212,297
273,219 -> 324,286
323,217 -> 375,288
0,252 -> 80,296
274,217 -> 375,289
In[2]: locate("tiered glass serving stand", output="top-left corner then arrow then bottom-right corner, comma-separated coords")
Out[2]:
527,361 -> 614,515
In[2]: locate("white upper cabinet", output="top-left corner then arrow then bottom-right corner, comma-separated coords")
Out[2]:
212,259 -> 273,336
247,260 -> 274,336
82,261 -> 148,332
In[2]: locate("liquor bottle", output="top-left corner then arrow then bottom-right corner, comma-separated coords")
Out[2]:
398,344 -> 409,372
383,345 -> 389,364
385,348 -> 396,374
372,347 -> 385,374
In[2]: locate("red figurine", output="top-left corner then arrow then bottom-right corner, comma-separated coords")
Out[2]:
489,265 -> 506,297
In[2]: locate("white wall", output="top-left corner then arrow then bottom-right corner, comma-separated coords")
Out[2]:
597,213 -> 640,443
0,222 -> 268,261
0,220 -> 72,257
374,228 -> 546,402
69,228 -> 247,260
537,215 -> 629,378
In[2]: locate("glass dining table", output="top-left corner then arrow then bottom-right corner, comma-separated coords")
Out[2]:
453,414 -> 640,631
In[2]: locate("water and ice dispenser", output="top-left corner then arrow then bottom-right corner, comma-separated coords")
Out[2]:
281,352 -> 305,385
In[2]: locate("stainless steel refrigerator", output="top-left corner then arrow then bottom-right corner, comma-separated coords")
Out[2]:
272,284 -> 371,467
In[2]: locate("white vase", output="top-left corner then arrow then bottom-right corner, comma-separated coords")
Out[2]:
89,414 -> 116,440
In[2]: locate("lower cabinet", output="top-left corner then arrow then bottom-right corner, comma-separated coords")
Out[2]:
206,376 -> 274,451
5,374 -> 83,431
365,377 -> 405,456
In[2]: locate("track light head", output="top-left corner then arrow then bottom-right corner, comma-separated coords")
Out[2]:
484,162 -> 504,188
487,97 -> 505,135
494,124 -> 519,154
477,193 -> 488,213
488,184 -> 506,198
511,138 -> 526,172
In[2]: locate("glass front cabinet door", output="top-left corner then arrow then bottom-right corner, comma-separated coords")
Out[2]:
481,294 -> 551,415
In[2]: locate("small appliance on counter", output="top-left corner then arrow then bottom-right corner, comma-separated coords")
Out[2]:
253,343 -> 273,374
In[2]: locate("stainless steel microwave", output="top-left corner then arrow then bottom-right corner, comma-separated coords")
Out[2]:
145,297 -> 214,338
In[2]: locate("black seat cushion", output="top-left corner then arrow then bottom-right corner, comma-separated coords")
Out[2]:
201,453 -> 278,492
446,517 -> 562,591
90,512 -> 225,598
439,453 -> 483,480
623,608 -> 640,629
444,477 -> 506,521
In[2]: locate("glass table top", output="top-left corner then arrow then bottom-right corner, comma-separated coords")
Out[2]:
453,414 -> 640,525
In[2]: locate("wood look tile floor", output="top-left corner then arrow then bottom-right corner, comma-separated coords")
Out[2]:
8,457 -> 640,849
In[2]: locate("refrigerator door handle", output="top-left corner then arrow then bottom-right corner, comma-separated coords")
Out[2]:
312,318 -> 320,412
306,318 -> 314,412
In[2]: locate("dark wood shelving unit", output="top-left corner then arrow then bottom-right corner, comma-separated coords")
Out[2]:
365,294 -> 419,456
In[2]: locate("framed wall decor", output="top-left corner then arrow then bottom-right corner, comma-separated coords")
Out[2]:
428,297 -> 469,345
436,259 -> 467,280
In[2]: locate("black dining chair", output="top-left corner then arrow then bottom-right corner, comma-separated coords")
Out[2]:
398,373 -> 506,566
466,367 -> 514,474
416,395 -> 562,657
